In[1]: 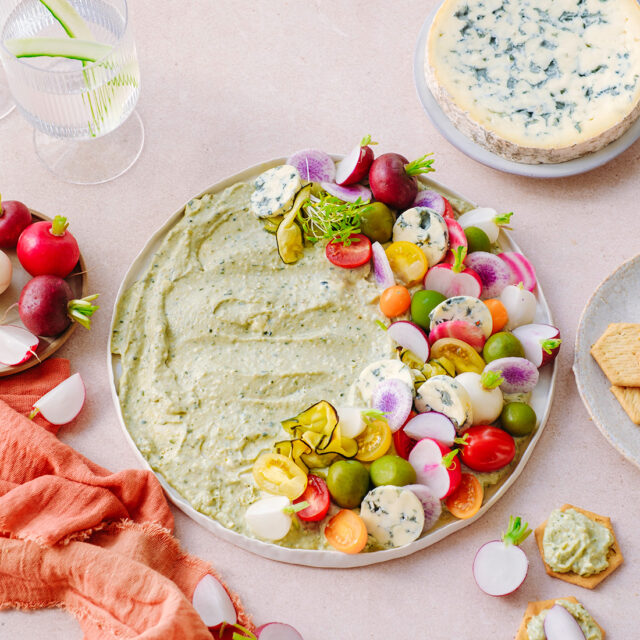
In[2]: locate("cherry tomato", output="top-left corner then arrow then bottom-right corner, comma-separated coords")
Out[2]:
252,453 -> 308,499
324,509 -> 368,554
325,233 -> 372,269
392,411 -> 417,460
293,474 -> 330,522
430,337 -> 486,374
445,473 -> 483,519
385,241 -> 429,286
442,197 -> 455,219
460,425 -> 516,472
483,299 -> 509,334
355,419 -> 392,462
379,285 -> 411,317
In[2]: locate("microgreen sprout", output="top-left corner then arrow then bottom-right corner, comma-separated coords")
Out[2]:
298,194 -> 370,245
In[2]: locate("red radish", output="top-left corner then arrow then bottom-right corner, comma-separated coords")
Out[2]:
17,215 -> 80,278
403,412 -> 456,446
19,275 -> 99,337
457,208 -> 513,243
464,251 -> 512,299
192,574 -> 237,629
472,516 -> 531,596
500,284 -> 537,330
413,189 -> 445,214
484,357 -> 539,393
286,149 -> 335,183
442,197 -> 455,219
293,475 -> 330,522
325,234 -> 372,269
511,323 -> 561,368
428,320 -> 485,351
255,623 -> 304,640
320,181 -> 371,203
543,605 -> 587,640
499,251 -> 537,291
371,378 -> 413,432
369,153 -> 435,210
445,217 -> 467,254
30,372 -> 85,424
424,246 -> 483,300
0,196 -> 31,249
335,135 -> 376,186
371,241 -> 395,289
387,320 -> 430,363
408,438 -> 461,499
404,484 -> 442,531
0,325 -> 39,365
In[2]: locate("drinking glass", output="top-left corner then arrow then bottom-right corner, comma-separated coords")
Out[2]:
0,0 -> 143,184
0,67 -> 14,119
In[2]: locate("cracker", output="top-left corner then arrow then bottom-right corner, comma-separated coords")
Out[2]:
534,504 -> 623,589
514,596 -> 605,640
590,323 -> 640,386
610,385 -> 640,424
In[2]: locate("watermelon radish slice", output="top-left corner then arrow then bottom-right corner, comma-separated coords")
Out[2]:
543,606 -> 586,640
403,412 -> 456,446
192,575 -> 237,628
286,149 -> 336,182
404,484 -> 442,532
499,252 -> 537,291
408,438 -> 461,500
30,372 -> 85,424
0,325 -> 39,366
427,320 -> 485,351
511,323 -> 561,368
387,321 -> 430,363
484,357 -> 539,393
371,241 -> 395,289
371,378 -> 413,432
464,251 -> 512,299
320,181 -> 371,203
413,189 -> 445,215
335,135 -> 376,186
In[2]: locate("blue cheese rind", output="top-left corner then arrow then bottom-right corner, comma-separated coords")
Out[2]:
352,359 -> 414,405
392,207 -> 449,266
250,165 -> 302,218
415,375 -> 473,430
429,296 -> 493,338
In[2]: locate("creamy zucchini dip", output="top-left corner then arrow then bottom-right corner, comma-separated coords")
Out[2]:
527,600 -> 602,640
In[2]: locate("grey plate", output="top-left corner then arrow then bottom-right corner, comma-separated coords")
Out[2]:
413,4 -> 640,179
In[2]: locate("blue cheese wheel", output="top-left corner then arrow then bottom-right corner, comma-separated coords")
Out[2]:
360,486 -> 425,548
352,359 -> 414,405
392,207 -> 449,266
250,165 -> 302,218
415,375 -> 473,431
429,295 -> 493,338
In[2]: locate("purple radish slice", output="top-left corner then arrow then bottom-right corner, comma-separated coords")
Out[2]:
464,251 -> 512,300
484,357 -> 539,393
0,325 -> 39,365
413,189 -> 445,214
499,252 -> 537,291
192,574 -> 237,628
428,320 -> 485,352
335,135 -> 376,186
371,378 -> 413,432
511,323 -> 561,368
256,623 -> 304,640
404,484 -> 442,532
286,149 -> 336,183
543,605 -> 586,640
403,412 -> 456,446
371,241 -> 395,289
387,321 -> 430,363
472,516 -> 531,596
31,372 -> 85,424
320,181 -> 371,203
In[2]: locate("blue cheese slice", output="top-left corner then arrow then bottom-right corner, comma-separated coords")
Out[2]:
429,295 -> 493,338
392,207 -> 449,266
425,0 -> 640,163
360,486 -> 425,548
351,359 -> 414,405
415,375 -> 473,430
250,165 -> 302,219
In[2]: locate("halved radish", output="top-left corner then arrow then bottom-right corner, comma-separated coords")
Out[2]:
500,284 -> 537,330
423,253 -> 483,301
245,496 -> 292,541
472,516 -> 531,596
403,412 -> 456,446
484,357 -> 539,393
320,181 -> 371,203
0,325 -> 39,366
427,320 -> 485,352
371,241 -> 395,289
408,438 -> 461,499
464,252 -> 512,300
499,252 -> 537,291
371,378 -> 413,432
286,149 -> 335,182
256,623 -> 304,640
336,406 -> 367,438
192,575 -> 237,628
457,208 -> 512,243
387,321 -> 429,363
413,189 -> 445,214
543,605 -> 586,640
335,135 -> 376,186
511,323 -> 561,368
31,372 -> 85,424
404,484 -> 442,532
456,371 -> 503,425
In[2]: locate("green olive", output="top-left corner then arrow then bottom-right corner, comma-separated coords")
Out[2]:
369,455 -> 416,487
482,331 -> 525,363
464,226 -> 491,253
359,202 -> 395,243
500,402 -> 537,437
411,290 -> 447,329
327,460 -> 370,508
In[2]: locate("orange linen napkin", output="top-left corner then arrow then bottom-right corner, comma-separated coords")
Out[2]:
0,358 -> 252,639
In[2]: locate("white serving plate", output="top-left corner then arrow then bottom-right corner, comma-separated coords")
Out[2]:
108,157 -> 557,567
574,255 -> 640,469
413,4 -> 640,179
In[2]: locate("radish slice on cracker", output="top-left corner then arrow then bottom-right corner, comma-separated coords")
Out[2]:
30,372 -> 85,424
0,325 -> 39,366
543,605 -> 586,640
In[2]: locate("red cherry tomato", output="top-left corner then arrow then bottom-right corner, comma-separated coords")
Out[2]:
442,197 -> 455,219
293,474 -> 330,522
459,425 -> 515,472
325,233 -> 372,269
393,411 -> 417,460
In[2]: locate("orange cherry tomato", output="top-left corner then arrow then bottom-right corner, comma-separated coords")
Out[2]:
484,299 -> 509,334
324,509 -> 368,554
445,473 -> 483,519
379,285 -> 411,317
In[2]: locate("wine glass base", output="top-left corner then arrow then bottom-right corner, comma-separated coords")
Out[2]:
33,110 -> 144,185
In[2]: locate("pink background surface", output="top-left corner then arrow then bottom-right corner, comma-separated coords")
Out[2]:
1,1 -> 640,637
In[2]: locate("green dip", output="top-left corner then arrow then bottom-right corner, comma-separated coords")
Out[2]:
527,599 -> 602,640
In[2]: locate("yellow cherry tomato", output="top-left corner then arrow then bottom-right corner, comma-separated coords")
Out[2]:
379,285 -> 411,317
355,419 -> 392,462
253,452 -> 308,499
430,338 -> 486,374
385,241 -> 429,287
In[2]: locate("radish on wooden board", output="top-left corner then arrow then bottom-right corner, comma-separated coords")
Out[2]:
387,321 -> 430,363
457,208 -> 513,243
413,189 -> 445,214
192,574 -> 237,628
455,371 -> 504,425
335,135 -> 376,186
408,437 -> 461,499
0,325 -> 39,366
427,320 -> 485,352
511,324 -> 561,367
286,149 -> 335,183
371,378 -> 413,432
371,241 -> 395,289
499,251 -> 537,291
500,284 -> 536,330
369,153 -> 435,210
543,605 -> 587,640
403,484 -> 442,531
464,251 -> 512,300
424,246 -> 482,300
30,372 -> 85,424
484,357 -> 539,393
403,412 -> 456,446
0,196 -> 31,249
320,181 -> 372,203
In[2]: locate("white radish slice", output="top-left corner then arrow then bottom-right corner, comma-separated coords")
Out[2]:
387,321 -> 430,363
423,265 -> 482,299
371,379 -> 413,432
0,325 -> 39,366
245,496 -> 292,541
256,623 -> 305,640
371,241 -> 395,289
286,149 -> 336,182
464,252 -> 512,300
404,484 -> 442,532
499,252 -> 537,291
413,189 -> 445,214
427,319 -> 485,351
408,439 -> 452,499
192,575 -> 237,628
336,406 -> 367,438
403,412 -> 456,446
32,372 -> 85,424
543,605 -> 586,640
484,357 -> 539,393
472,539 -> 529,596
457,207 -> 509,243
500,285 -> 537,330
511,323 -> 561,368
320,181 -> 372,203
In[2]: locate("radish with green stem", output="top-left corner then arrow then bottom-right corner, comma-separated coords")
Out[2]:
500,284 -> 537,330
424,246 -> 482,299
286,149 -> 335,183
408,438 -> 461,499
543,605 -> 587,640
245,496 -> 309,541
335,135 -> 376,186
30,372 -> 85,424
0,196 -> 31,249
472,516 -> 531,596
512,323 -> 561,367
457,208 -> 513,243
0,325 -> 39,366
484,357 -> 539,393
455,371 -> 504,425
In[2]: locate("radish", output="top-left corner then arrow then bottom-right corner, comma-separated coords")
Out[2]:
484,357 -> 539,393
543,605 -> 587,640
245,496 -> 293,541
472,515 -> 531,596
424,246 -> 483,299
500,284 -> 536,330
335,135 -> 376,186
445,217 -> 467,253
457,208 -> 513,243
0,325 -> 39,366
413,189 -> 445,214
255,623 -> 304,640
371,378 -> 413,432
404,484 -> 442,531
403,412 -> 456,446
30,372 -> 85,424
19,275 -> 99,337
428,320 -> 485,351
192,574 -> 237,628
455,371 -> 504,425
286,149 -> 335,183
0,196 -> 31,248
369,153 -> 435,210
408,438 -> 461,499
336,406 -> 367,438
511,324 -> 561,368
371,241 -> 395,289
464,251 -> 512,300
17,215 -> 80,278
499,251 -> 537,291
320,181 -> 371,203
387,321 -> 430,363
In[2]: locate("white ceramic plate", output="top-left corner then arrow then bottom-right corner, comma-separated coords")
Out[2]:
574,255 -> 640,469
108,157 -> 557,567
413,4 -> 640,179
